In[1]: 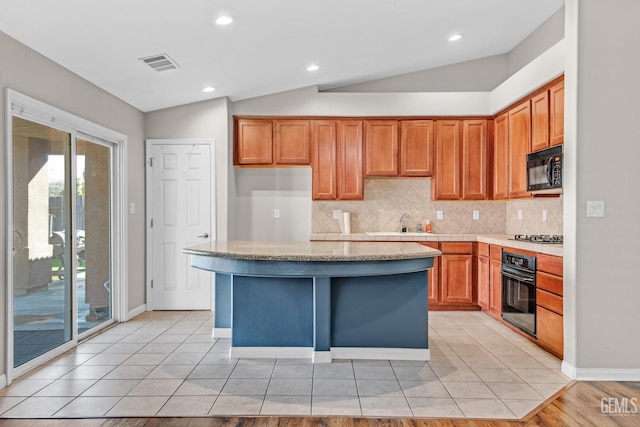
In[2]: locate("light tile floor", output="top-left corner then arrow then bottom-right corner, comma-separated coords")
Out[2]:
0,310 -> 571,419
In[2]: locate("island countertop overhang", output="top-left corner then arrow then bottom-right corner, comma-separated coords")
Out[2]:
183,240 -> 441,262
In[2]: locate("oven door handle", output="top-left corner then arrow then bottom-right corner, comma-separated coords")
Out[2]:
501,267 -> 535,283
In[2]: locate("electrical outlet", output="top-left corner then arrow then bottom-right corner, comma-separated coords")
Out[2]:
333,209 -> 342,219
542,210 -> 547,221
587,201 -> 604,218
273,209 -> 280,219
436,210 -> 444,220
473,210 -> 480,220
518,210 -> 522,220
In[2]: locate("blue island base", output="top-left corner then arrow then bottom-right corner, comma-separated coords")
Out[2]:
214,270 -> 430,363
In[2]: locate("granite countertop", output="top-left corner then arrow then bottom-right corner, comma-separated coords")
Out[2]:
309,233 -> 563,257
184,240 -> 441,262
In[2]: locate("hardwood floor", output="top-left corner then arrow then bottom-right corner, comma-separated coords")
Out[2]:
1,381 -> 638,426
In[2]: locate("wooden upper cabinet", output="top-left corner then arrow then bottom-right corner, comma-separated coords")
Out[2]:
461,120 -> 488,200
493,113 -> 509,200
364,120 -> 399,176
311,120 -> 363,201
400,120 -> 434,176
549,80 -> 565,146
311,120 -> 337,200
337,120 -> 364,200
236,119 -> 273,165
274,120 -> 310,165
434,120 -> 461,200
508,101 -> 531,199
531,91 -> 550,152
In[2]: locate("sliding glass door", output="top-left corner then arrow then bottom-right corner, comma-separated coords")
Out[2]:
11,117 -> 113,368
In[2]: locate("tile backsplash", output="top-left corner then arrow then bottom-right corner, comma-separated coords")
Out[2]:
312,179 -> 564,235
312,179 -> 507,234
506,196 -> 563,235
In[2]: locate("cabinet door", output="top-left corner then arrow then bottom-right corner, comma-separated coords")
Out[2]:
440,254 -> 473,304
338,120 -> 364,200
236,119 -> 273,164
462,119 -> 488,200
489,258 -> 502,316
274,120 -> 310,165
550,80 -> 565,146
400,120 -> 434,176
434,120 -> 461,200
508,101 -> 531,199
478,255 -> 490,309
493,113 -> 509,200
537,306 -> 564,358
422,243 -> 439,307
531,91 -> 550,152
364,120 -> 398,176
311,120 -> 337,200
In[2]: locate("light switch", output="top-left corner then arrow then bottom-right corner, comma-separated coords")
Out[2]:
274,209 -> 280,219
129,203 -> 136,214
587,201 -> 604,218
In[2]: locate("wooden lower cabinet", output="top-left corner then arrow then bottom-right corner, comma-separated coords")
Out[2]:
422,243 -> 439,307
537,306 -> 563,358
427,242 -> 477,310
477,250 -> 490,310
536,253 -> 564,359
489,258 -> 503,317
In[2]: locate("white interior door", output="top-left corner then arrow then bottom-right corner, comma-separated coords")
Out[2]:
148,142 -> 214,310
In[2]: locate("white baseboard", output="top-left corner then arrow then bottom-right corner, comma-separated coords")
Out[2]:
126,304 -> 146,321
562,361 -> 640,381
228,346 -> 430,363
213,328 -> 231,338
230,347 -> 313,359
0,373 -> 6,389
331,347 -> 430,361
313,351 -> 332,364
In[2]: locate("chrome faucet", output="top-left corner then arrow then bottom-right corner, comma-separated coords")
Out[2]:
398,213 -> 409,232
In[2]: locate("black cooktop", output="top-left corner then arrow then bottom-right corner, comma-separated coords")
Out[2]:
512,235 -> 563,244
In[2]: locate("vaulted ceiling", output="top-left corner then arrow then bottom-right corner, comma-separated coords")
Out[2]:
0,0 -> 564,112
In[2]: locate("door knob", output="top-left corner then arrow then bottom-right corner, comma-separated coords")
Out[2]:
197,233 -> 209,238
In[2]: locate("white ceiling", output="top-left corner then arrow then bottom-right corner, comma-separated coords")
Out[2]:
0,0 -> 564,112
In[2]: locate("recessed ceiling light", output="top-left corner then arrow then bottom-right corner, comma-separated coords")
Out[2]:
202,86 -> 216,93
448,33 -> 463,42
307,64 -> 320,72
215,15 -> 234,26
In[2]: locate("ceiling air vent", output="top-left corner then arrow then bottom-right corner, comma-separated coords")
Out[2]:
139,53 -> 179,72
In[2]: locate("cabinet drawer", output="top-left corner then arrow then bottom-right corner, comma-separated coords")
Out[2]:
477,243 -> 489,257
538,253 -> 563,276
537,289 -> 563,315
490,245 -> 502,260
441,242 -> 473,254
537,271 -> 563,296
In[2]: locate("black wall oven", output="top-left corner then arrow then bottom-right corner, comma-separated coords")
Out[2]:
501,251 -> 537,337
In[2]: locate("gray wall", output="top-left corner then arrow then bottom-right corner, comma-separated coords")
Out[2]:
0,31 -> 145,377
507,7 -> 565,76
563,0 -> 640,373
144,98 -> 232,241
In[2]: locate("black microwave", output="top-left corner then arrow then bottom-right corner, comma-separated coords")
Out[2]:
526,145 -> 563,194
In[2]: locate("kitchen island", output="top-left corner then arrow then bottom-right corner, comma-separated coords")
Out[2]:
184,241 -> 440,363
